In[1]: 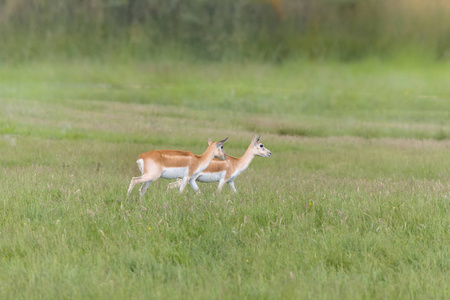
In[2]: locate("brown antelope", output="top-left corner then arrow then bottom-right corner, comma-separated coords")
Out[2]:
168,135 -> 271,193
127,137 -> 228,199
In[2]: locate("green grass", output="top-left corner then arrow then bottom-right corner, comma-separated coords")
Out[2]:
0,59 -> 449,299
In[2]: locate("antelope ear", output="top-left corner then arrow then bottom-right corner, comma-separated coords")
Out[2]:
253,135 -> 259,146
256,135 -> 261,142
207,138 -> 212,145
216,137 -> 228,147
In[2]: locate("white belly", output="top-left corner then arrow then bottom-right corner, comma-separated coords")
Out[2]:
197,171 -> 226,182
161,167 -> 188,179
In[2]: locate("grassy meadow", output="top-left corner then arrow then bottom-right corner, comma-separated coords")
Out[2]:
0,59 -> 449,299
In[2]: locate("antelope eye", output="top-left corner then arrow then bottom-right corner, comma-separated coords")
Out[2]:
259,144 -> 264,148
221,145 -> 223,149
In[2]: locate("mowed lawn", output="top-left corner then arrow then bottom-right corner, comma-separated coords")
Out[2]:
0,60 -> 449,299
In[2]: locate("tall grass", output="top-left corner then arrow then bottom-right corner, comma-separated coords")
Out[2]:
0,60 -> 449,298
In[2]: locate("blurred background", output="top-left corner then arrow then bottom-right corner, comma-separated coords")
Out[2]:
1,0 -> 450,63
1,0 -> 449,142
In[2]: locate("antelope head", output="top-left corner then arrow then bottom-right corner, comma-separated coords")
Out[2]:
251,135 -> 271,157
207,137 -> 228,160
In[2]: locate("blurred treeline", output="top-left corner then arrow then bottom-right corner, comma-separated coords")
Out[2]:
1,0 -> 450,62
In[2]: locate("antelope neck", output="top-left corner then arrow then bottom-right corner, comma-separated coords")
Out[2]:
200,144 -> 216,162
236,145 -> 255,169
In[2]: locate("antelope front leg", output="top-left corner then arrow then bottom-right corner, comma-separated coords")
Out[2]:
179,176 -> 190,194
228,181 -> 237,193
189,178 -> 201,194
217,178 -> 226,192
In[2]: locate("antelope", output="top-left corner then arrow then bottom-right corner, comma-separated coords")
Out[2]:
168,135 -> 271,193
127,137 -> 228,199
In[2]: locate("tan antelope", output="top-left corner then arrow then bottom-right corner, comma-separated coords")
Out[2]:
168,135 -> 271,193
127,137 -> 228,199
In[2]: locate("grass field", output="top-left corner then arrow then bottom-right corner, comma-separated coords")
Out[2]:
0,59 -> 449,299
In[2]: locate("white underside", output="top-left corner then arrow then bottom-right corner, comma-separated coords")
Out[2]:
197,171 -> 226,182
161,167 -> 188,179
